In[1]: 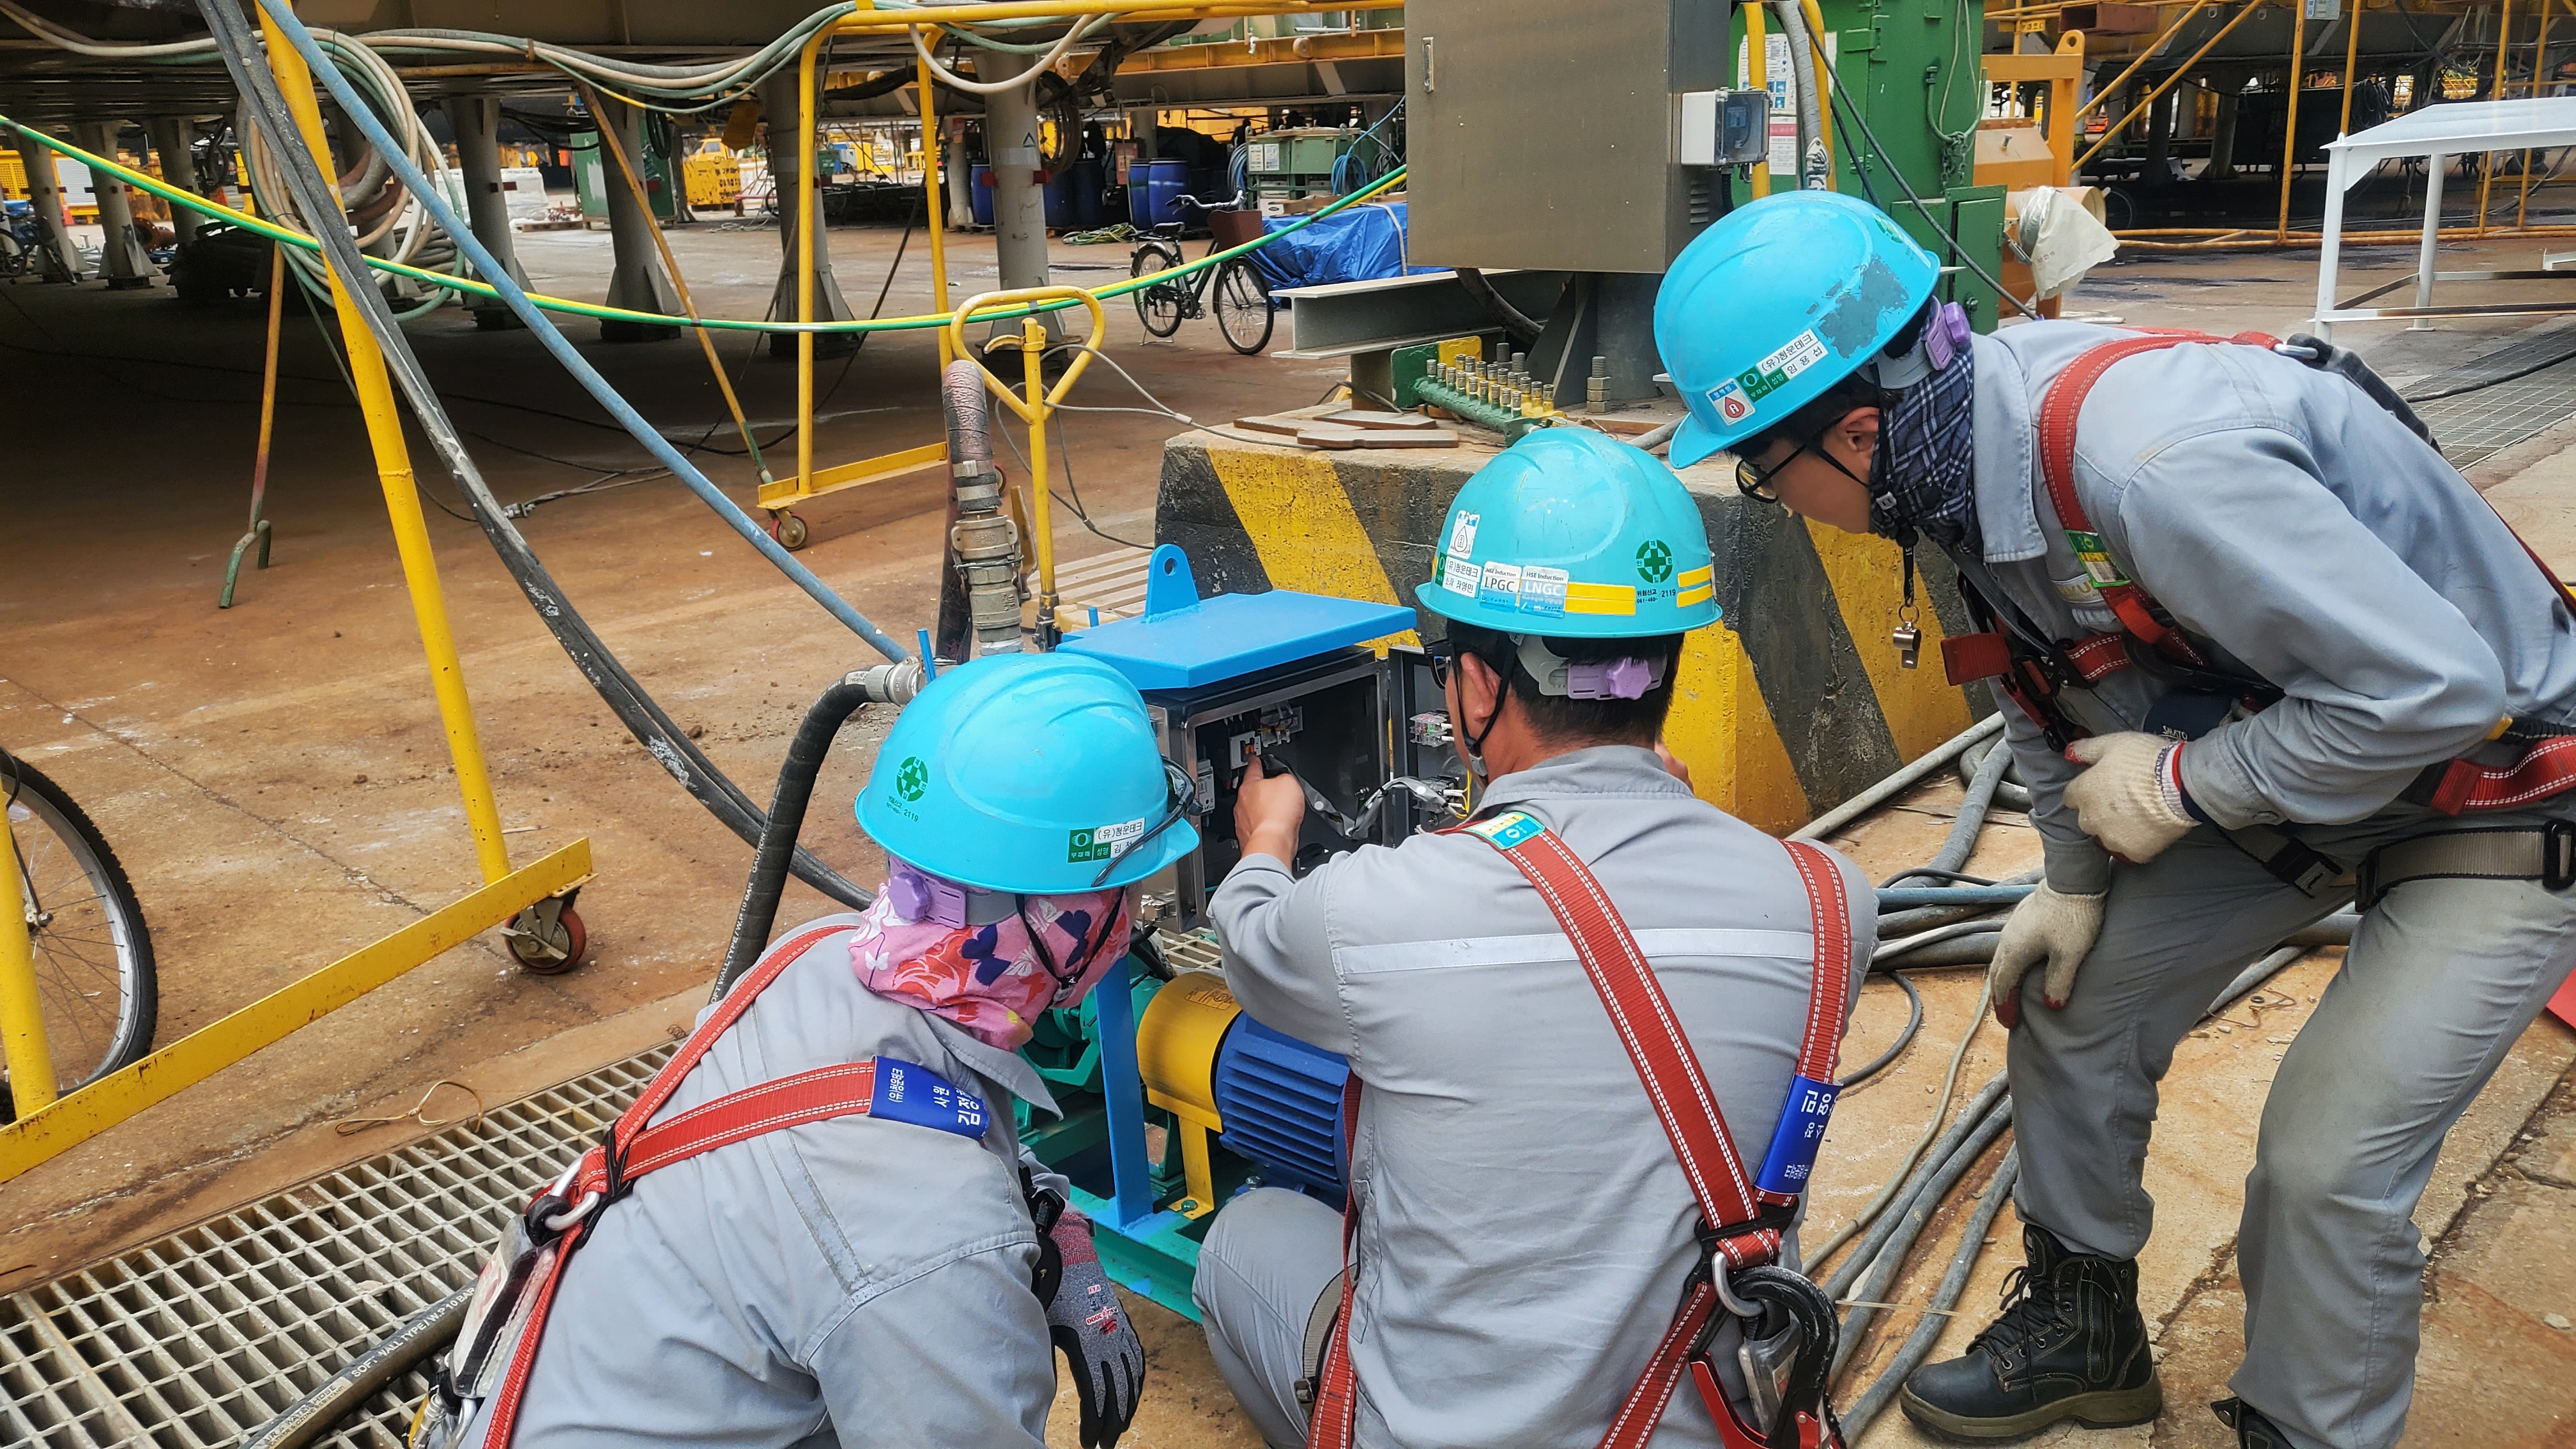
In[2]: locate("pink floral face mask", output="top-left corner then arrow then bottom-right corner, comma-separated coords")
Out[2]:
849,887 -> 1133,1050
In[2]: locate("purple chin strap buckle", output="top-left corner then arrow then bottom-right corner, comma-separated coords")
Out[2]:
885,857 -> 970,928
1565,656 -> 1664,700
1920,300 -> 1973,373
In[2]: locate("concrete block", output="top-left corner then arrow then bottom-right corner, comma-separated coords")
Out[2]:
1154,429 -> 1990,832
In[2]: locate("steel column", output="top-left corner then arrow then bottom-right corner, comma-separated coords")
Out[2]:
764,63 -> 857,362
72,121 -> 153,288
594,96 -> 682,342
8,125 -> 80,280
983,50 -> 1062,345
440,94 -> 532,328
144,118 -> 201,243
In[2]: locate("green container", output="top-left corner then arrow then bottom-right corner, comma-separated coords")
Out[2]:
571,129 -> 678,223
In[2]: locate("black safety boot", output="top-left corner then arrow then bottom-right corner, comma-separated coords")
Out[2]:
1897,1223 -> 2162,1441
2211,1397 -> 2294,1449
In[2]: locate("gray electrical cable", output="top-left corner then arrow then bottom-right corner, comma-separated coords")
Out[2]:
1820,1069 -> 2010,1288
1769,0 -> 1830,192
254,0 -> 911,665
1958,737 -> 2035,813
1837,1149 -> 2023,1437
1793,714 -> 2006,842
1873,919 -> 2003,964
1832,1100 -> 2016,1375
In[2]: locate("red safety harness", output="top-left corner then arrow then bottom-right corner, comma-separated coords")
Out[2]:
470,921 -> 984,1448
1940,330 -> 2576,816
1307,816 -> 1853,1449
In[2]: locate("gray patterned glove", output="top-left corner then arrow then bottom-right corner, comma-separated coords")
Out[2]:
1045,1208 -> 1143,1448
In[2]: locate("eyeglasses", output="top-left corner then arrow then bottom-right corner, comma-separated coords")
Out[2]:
1733,420 -> 1875,504
1090,758 -> 1201,888
1426,638 -> 1457,689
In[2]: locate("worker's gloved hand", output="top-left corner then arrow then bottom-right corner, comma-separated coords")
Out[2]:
2062,732 -> 2198,864
1234,753 -> 1309,866
1045,1209 -> 1143,1448
1988,882 -> 2106,1028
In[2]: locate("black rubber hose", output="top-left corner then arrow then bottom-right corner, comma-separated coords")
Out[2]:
240,1287 -> 469,1449
1831,1100 -> 2016,1375
715,680 -> 874,998
1454,266 -> 1542,347
199,0 -> 875,912
1837,1149 -> 2023,1438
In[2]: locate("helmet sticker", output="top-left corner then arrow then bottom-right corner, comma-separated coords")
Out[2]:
1738,328 -> 1828,406
1066,816 -> 1147,864
895,756 -> 930,802
1446,511 -> 1480,558
1441,555 -> 1480,595
1635,539 -> 1675,583
1710,378 -> 1755,424
1478,560 -> 1523,610
1519,565 -> 1569,616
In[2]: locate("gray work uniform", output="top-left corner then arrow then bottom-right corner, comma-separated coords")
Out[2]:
1195,747 -> 1874,1449
456,914 -> 1066,1449
1959,323 -> 2576,1449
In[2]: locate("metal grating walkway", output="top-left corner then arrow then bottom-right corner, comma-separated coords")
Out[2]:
2407,321 -> 2576,467
1,1045 -> 673,1448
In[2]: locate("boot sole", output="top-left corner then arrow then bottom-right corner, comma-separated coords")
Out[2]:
1897,1381 -> 2165,1443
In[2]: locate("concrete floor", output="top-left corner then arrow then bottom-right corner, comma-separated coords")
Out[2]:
1,218 -> 2572,1446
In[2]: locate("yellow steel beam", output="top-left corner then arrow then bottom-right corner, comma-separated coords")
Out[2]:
0,839 -> 592,1182
832,1 -> 1355,31
0,823 -> 58,1115
1122,28 -> 1408,72
256,2 -> 513,886
757,441 -> 951,509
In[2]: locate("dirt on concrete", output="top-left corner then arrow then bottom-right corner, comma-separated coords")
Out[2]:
2,222 -> 2572,1446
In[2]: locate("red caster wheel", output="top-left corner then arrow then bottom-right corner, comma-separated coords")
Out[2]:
507,898 -> 588,974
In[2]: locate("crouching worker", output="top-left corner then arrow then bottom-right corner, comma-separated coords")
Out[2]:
1191,428 -> 1877,1449
1653,191 -> 2576,1449
416,653 -> 1194,1449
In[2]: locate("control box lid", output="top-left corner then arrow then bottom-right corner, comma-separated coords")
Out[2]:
1059,546 -> 1416,692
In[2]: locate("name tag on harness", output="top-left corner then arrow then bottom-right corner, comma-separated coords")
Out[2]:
1755,1074 -> 1841,1195
868,1058 -> 991,1138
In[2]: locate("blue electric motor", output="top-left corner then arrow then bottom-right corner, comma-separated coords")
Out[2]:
1211,1015 -> 1350,1208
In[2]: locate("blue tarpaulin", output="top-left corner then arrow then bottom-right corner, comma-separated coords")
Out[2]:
1247,199 -> 1435,289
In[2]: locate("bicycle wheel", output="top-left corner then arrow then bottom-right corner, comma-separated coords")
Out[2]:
3,751 -> 155,1119
1131,243 -> 1184,338
1215,261 -> 1275,356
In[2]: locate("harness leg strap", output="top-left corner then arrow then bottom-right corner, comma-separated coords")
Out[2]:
2355,821 -> 2576,912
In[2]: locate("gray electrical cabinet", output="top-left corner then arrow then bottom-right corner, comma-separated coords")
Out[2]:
1406,0 -> 1734,273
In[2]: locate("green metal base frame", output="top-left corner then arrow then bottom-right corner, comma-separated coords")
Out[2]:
1069,1184 -> 1212,1322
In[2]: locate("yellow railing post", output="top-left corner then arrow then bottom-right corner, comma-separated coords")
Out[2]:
0,829 -> 58,1115
1747,1 -> 1773,199
945,286 -> 1108,641
2277,0 -> 2308,241
1022,314 -> 1055,629
917,36 -> 954,367
797,29 -> 827,505
255,2 -> 512,885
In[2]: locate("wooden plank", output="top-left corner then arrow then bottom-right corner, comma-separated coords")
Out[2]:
1320,409 -> 1439,430
1294,424 -> 1372,449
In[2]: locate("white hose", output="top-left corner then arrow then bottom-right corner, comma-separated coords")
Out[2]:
909,14 -> 1114,94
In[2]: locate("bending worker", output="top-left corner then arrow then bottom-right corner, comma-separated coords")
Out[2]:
1192,428 -> 1876,1448
1653,191 -> 2576,1449
421,654 -> 1184,1449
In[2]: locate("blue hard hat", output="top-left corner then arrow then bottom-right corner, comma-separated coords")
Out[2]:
1413,427 -> 1720,638
855,653 -> 1198,894
1653,192 -> 1941,468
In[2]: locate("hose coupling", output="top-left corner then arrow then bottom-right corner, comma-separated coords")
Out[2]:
847,659 -> 930,705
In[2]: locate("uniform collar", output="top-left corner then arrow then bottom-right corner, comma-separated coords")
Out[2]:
1966,330 -> 2048,565
1473,744 -> 1692,821
926,1012 -> 1062,1119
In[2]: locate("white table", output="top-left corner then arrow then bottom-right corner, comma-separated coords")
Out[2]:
2312,97 -> 2576,341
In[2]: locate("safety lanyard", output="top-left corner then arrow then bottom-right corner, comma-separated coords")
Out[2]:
1307,815 -> 1851,1449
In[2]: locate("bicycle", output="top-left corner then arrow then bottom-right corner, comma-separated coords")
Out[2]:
2,747 -> 157,1123
1127,192 -> 1275,355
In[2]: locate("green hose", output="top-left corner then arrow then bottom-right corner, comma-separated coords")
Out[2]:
0,112 -> 1403,337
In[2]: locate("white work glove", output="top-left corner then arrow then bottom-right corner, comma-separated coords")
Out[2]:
2062,732 -> 2198,864
1988,882 -> 2107,1029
